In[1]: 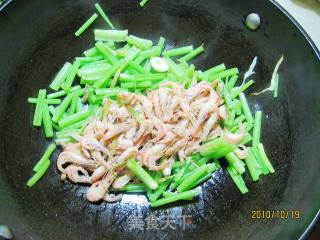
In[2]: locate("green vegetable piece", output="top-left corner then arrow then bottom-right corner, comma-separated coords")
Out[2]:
75,13 -> 98,37
52,93 -> 73,123
33,143 -> 56,172
62,61 -> 80,91
94,29 -> 128,42
150,188 -> 200,207
127,159 -> 158,190
32,89 -> 46,127
252,110 -> 262,146
28,98 -> 61,105
225,152 -> 245,175
49,62 -> 72,91
42,103 -> 53,138
227,166 -> 249,194
163,46 -> 194,57
127,35 -> 153,50
94,3 -> 115,29
140,0 -> 150,7
27,159 -> 51,187
179,44 -> 204,62
58,109 -> 92,129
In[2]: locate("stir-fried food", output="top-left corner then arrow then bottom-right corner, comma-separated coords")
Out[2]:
57,81 -> 242,202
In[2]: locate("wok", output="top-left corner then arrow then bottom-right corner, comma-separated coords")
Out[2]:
0,0 -> 319,239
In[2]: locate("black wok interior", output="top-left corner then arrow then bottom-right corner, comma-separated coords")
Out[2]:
0,0 -> 319,239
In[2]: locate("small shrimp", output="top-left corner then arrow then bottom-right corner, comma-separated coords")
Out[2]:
87,171 -> 115,202
225,123 -> 245,144
192,99 -> 217,136
148,90 -> 162,119
234,145 -> 248,159
91,151 -> 109,170
112,174 -> 132,189
150,118 -> 166,143
116,135 -> 134,150
80,136 -> 113,159
91,166 -> 106,183
57,151 -> 97,174
65,165 -> 91,184
103,193 -> 123,202
218,105 -> 228,120
165,138 -> 188,156
102,123 -> 131,142
133,120 -> 153,144
199,112 -> 219,142
162,156 -> 175,176
142,144 -> 168,170
158,131 -> 175,144
113,147 -> 138,167
137,95 -> 154,120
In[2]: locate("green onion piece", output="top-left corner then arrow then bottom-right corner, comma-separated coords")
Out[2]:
177,165 -> 208,193
204,63 -> 226,76
27,159 -> 51,187
140,0 -> 150,7
245,148 -> 263,181
163,46 -> 194,57
227,75 -> 239,91
273,73 -> 279,98
208,68 -> 239,82
241,132 -> 252,145
52,93 -> 73,122
47,85 -> 82,99
62,62 -> 80,91
58,109 -> 92,129
55,137 -> 74,145
28,98 -> 61,105
252,110 -> 262,146
257,143 -> 275,173
199,137 -> 237,159
239,93 -> 254,123
32,89 -> 46,127
75,13 -> 98,37
179,44 -> 204,62
225,152 -> 245,175
127,35 -> 153,50
49,62 -> 72,91
227,166 -> 249,194
231,80 -> 254,99
42,103 -> 53,138
94,3 -> 115,29
95,41 -> 119,65
157,36 -> 166,50
33,143 -> 56,172
49,105 -> 56,116
94,29 -> 128,42
127,159 -> 158,190
150,187 -> 200,207
110,183 -> 146,192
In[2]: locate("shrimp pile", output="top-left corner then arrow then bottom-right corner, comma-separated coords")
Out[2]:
57,81 -> 245,202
